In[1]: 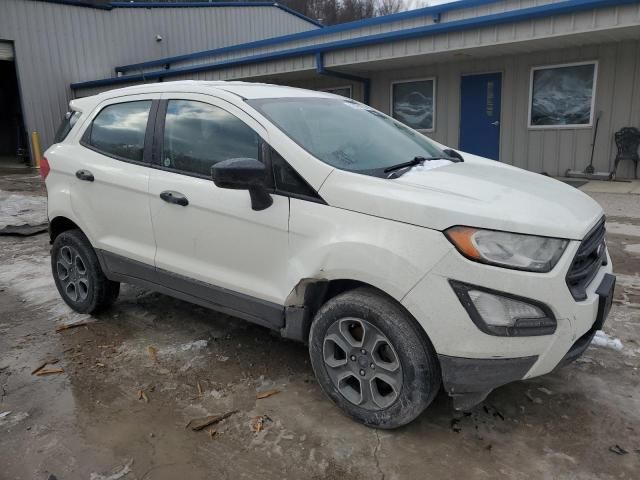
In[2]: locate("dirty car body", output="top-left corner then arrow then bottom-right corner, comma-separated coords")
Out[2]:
43,81 -> 615,428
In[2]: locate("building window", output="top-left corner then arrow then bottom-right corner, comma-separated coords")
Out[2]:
321,86 -> 352,98
391,78 -> 436,132
528,61 -> 598,128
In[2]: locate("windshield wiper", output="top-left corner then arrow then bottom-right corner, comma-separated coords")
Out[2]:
383,156 -> 452,173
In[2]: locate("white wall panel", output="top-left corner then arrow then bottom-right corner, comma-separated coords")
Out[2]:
360,40 -> 640,178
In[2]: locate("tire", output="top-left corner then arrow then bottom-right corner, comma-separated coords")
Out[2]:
51,229 -> 120,314
309,287 -> 440,429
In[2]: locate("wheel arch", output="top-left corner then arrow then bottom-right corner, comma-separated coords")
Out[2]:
282,277 -> 436,356
49,215 -> 83,243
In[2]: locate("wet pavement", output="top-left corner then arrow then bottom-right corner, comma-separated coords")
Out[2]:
1,173 -> 639,479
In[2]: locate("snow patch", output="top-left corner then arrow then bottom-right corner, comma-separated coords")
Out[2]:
155,339 -> 210,356
392,159 -> 453,184
0,254 -> 89,322
180,339 -> 209,351
89,460 -> 133,480
607,222 -> 640,238
623,243 -> 640,255
0,190 -> 47,229
591,330 -> 623,351
0,411 -> 29,426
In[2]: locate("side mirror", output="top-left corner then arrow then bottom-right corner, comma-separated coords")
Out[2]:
211,158 -> 273,211
443,148 -> 464,162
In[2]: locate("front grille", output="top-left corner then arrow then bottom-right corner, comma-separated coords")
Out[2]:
566,217 -> 607,301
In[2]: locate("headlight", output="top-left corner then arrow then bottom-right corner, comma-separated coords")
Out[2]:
444,226 -> 568,272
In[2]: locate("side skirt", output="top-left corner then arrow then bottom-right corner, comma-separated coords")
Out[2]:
96,250 -> 285,331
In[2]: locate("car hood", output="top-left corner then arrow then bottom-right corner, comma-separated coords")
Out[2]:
319,154 -> 603,240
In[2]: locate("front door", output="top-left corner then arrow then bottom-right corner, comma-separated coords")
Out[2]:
459,72 -> 502,160
147,93 -> 290,312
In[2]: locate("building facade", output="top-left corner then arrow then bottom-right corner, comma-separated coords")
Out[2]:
0,0 -> 320,166
73,0 -> 640,178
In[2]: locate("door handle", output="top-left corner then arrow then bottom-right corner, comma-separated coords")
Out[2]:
75,169 -> 94,182
160,190 -> 189,207
491,121 -> 500,126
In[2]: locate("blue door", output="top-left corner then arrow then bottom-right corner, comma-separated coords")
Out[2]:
459,73 -> 502,160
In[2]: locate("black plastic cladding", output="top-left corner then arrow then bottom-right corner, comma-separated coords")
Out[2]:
566,217 -> 607,301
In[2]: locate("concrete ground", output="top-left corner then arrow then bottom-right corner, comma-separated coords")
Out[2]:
0,174 -> 639,480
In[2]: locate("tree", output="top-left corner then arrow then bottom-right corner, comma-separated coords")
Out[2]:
119,1 -> 427,26
376,0 -> 404,16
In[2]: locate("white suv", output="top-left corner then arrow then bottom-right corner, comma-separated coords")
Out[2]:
43,81 -> 615,428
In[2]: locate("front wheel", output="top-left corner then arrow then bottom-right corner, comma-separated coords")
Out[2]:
51,229 -> 120,314
309,287 -> 440,429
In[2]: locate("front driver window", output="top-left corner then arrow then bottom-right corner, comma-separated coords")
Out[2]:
162,99 -> 260,177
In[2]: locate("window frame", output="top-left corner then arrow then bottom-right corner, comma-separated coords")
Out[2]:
152,97 -> 266,181
320,85 -> 353,98
54,110 -> 82,144
527,60 -> 599,130
390,76 -> 437,133
265,146 -> 325,204
80,97 -> 159,166
153,96 -> 325,203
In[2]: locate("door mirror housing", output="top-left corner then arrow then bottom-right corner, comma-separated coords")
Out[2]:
211,158 -> 273,211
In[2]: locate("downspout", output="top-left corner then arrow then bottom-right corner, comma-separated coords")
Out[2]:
315,52 -> 370,105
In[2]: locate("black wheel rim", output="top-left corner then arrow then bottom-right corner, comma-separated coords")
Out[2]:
56,245 -> 90,303
322,317 -> 402,411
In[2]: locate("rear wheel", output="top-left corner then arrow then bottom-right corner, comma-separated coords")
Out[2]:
51,229 -> 119,314
309,287 -> 440,429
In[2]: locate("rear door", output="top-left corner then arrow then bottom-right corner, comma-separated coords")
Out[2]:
147,93 -> 290,314
72,95 -> 158,265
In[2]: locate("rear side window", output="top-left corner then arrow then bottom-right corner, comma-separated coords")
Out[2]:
85,100 -> 152,162
54,111 -> 81,143
162,99 -> 260,177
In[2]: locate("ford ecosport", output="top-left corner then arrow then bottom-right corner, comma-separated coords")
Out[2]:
43,81 -> 615,428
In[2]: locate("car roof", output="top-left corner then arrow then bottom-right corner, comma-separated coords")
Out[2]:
70,81 -> 336,111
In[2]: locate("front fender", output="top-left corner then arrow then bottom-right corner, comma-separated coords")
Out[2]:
286,199 -> 452,302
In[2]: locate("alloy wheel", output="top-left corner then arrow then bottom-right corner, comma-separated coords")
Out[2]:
322,317 -> 403,410
56,245 -> 90,303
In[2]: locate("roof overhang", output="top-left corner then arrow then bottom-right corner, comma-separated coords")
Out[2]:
71,0 -> 640,91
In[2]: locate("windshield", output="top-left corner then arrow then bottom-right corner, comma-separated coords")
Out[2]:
248,98 -> 446,177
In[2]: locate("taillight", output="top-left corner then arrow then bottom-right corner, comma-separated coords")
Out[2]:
40,156 -> 51,180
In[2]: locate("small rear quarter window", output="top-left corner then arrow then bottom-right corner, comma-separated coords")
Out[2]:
54,111 -> 81,143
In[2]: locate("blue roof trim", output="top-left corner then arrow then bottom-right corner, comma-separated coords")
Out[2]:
109,2 -> 323,28
72,0 -> 640,90
116,0 -> 503,73
111,1 -> 274,5
36,2 -> 323,28
36,0 -> 114,10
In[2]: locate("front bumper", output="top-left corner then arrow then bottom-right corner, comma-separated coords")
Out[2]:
402,237 -> 615,410
438,354 -> 538,410
438,273 -> 614,410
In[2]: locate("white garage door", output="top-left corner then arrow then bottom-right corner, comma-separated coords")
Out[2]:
0,42 -> 14,61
